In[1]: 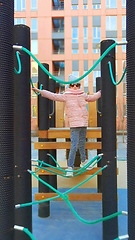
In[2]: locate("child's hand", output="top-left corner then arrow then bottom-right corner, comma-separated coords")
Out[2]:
32,87 -> 39,93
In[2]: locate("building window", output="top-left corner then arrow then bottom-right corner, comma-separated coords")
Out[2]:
14,0 -> 26,11
93,71 -> 100,93
83,71 -> 88,87
32,105 -> 37,118
92,4 -> 101,9
122,0 -> 126,8
92,27 -> 100,53
84,49 -> 88,54
31,62 -> 38,77
83,4 -> 88,9
106,16 -> 117,30
14,18 -> 26,25
31,83 -> 38,97
106,0 -> 117,8
31,40 -> 38,55
93,27 -> 101,43
93,49 -> 100,54
72,4 -> 78,10
84,28 -> 88,43
122,16 -> 126,30
72,28 -> 78,43
31,0 -> 37,11
72,49 -> 79,54
122,38 -> 126,52
31,18 -> 38,32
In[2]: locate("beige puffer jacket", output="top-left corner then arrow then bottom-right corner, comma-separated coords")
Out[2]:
41,88 -> 101,128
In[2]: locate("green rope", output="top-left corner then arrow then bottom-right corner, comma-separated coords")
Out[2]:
16,165 -> 105,208
14,51 -> 22,74
108,61 -> 127,85
14,41 -> 127,88
21,42 -> 117,85
32,154 -> 102,177
26,168 -> 124,225
47,153 -> 63,168
14,225 -> 36,240
23,228 -> 36,240
30,79 -> 43,95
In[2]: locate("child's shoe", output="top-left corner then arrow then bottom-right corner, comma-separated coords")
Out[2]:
65,167 -> 73,177
80,160 -> 92,170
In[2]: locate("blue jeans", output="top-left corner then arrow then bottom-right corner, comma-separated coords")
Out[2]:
68,127 -> 87,168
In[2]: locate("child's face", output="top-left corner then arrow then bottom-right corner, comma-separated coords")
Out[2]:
69,83 -> 81,89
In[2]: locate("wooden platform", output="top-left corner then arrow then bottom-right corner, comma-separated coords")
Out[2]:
35,167 -> 103,175
34,141 -> 101,150
34,127 -> 102,150
34,192 -> 102,201
34,127 -> 103,202
38,127 -> 101,139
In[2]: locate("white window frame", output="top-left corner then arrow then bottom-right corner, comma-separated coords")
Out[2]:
93,70 -> 100,93
84,27 -> 88,43
31,40 -> 38,55
122,0 -> 126,8
14,0 -> 26,11
93,48 -> 100,54
106,0 -> 117,8
72,49 -> 79,54
14,18 -> 26,25
84,49 -> 88,54
93,27 -> 101,43
31,62 -> 38,77
83,71 -> 88,87
122,38 -> 126,52
72,28 -> 78,43
72,4 -> 78,10
92,4 -> 101,9
122,16 -> 126,30
31,18 -> 38,32
83,4 -> 88,9
31,0 -> 37,11
106,16 -> 117,30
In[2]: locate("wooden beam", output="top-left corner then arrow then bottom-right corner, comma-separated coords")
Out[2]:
35,167 -> 103,175
34,192 -> 102,201
38,127 -> 101,139
34,141 -> 102,150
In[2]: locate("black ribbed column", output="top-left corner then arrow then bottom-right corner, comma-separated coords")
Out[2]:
101,39 -> 118,240
48,79 -> 57,190
14,25 -> 32,240
126,0 -> 135,238
38,63 -> 50,217
96,77 -> 102,193
0,1 -> 14,239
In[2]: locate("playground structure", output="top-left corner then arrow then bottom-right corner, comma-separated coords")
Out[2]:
34,127 -> 103,202
0,0 -> 135,239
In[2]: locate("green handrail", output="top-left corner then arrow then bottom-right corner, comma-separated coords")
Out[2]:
108,61 -> 127,85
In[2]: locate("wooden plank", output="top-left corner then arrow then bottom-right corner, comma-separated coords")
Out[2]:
38,127 -> 101,139
34,141 -> 102,150
35,167 -> 103,175
38,130 -> 48,138
34,192 -> 102,201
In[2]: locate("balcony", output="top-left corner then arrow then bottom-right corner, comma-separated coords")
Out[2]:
52,39 -> 64,54
52,0 -> 64,10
